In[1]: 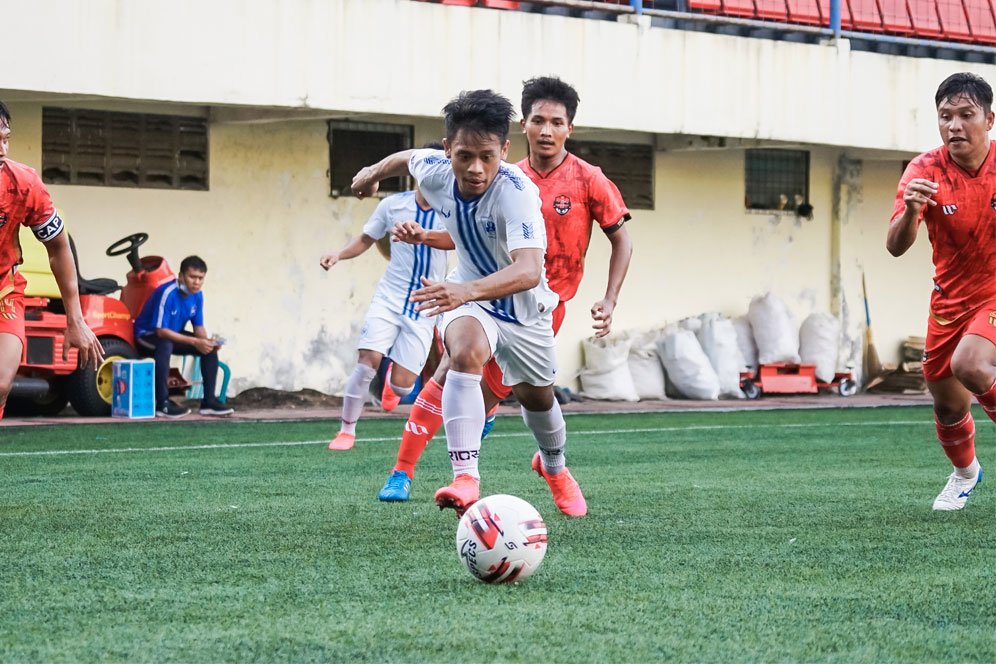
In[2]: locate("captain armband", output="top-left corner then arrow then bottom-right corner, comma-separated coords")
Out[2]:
32,211 -> 65,242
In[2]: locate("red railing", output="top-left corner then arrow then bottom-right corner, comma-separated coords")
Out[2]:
417,0 -> 996,46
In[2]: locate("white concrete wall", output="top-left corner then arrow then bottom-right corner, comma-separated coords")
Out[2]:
6,0 -> 995,151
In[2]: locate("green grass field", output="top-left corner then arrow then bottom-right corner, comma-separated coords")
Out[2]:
2,406 -> 995,663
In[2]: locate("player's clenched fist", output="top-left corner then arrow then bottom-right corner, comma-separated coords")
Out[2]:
319,252 -> 341,270
351,166 -> 381,199
903,178 -> 939,212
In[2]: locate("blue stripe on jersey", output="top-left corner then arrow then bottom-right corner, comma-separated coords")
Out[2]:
454,188 -> 497,276
404,207 -> 426,319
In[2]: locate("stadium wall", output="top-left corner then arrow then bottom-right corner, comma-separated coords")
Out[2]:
0,0 -> 962,394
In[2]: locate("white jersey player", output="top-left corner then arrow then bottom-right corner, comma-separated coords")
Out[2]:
321,186 -> 447,451
350,89 -> 587,518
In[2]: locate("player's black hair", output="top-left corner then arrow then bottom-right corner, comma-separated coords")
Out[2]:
0,101 -> 11,127
442,90 -> 515,143
180,255 -> 208,274
422,141 -> 444,150
935,72 -> 993,113
521,76 -> 580,123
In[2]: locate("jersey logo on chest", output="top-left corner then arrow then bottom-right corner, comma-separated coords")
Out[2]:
553,195 -> 572,216
941,204 -> 958,215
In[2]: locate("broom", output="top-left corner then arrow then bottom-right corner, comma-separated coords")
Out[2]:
862,272 -> 883,381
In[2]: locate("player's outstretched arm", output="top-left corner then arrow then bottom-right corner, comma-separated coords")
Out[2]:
411,248 -> 543,317
391,222 -> 456,250
45,233 -> 103,369
351,150 -> 417,199
887,178 -> 936,257
320,234 -> 377,270
592,224 -> 633,338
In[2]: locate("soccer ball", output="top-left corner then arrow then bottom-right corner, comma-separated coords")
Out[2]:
455,494 -> 548,584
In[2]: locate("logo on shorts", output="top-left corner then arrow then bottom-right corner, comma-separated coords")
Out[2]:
553,195 -> 572,216
0,296 -> 15,319
0,209 -> 7,229
922,350 -> 929,363
989,310 -> 996,327
991,193 -> 996,211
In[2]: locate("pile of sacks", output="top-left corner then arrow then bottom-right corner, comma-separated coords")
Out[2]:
579,292 -> 841,401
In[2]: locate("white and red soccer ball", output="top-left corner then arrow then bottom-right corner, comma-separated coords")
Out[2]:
455,494 -> 548,584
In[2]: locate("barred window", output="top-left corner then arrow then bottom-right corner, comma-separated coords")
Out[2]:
745,149 -> 809,212
42,108 -> 208,190
565,139 -> 654,210
328,121 -> 413,197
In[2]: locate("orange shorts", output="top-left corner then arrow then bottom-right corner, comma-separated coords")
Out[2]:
483,301 -> 566,400
0,269 -> 27,349
923,299 -> 996,382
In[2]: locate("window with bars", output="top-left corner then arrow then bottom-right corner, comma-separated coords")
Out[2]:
565,139 -> 654,210
42,108 -> 208,190
745,149 -> 809,212
328,121 -> 413,197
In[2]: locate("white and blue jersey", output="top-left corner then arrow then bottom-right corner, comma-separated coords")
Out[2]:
363,191 -> 448,322
408,149 -> 558,326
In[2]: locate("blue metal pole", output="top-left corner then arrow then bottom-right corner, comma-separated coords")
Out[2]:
631,0 -> 643,14
829,0 -> 841,40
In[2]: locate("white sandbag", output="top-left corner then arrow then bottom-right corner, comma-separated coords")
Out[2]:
657,328 -> 720,400
800,312 -> 841,383
678,317 -> 702,333
748,292 -> 800,364
627,331 -> 666,400
733,315 -> 758,371
696,313 -> 746,399
579,336 -> 639,401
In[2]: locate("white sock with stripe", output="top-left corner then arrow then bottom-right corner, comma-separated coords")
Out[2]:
442,370 -> 484,479
340,363 -> 376,435
521,400 -> 567,475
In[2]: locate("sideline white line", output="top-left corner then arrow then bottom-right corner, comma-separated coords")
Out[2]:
0,420 -> 929,458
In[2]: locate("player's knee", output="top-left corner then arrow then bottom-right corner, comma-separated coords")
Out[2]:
448,347 -> 489,373
951,350 -> 990,393
516,386 -> 555,412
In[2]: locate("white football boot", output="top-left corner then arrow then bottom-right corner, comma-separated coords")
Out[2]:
932,465 -> 983,511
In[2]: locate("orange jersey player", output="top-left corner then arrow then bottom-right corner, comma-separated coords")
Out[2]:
887,72 -> 996,511
0,101 -> 102,421
377,77 -> 633,510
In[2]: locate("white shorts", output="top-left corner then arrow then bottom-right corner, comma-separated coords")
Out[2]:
440,302 -> 557,388
358,301 -> 436,374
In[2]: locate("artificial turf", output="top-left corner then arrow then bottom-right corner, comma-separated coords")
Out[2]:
2,406 -> 994,662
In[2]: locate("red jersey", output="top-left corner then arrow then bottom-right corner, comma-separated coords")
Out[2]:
0,159 -> 62,275
891,141 -> 996,323
517,153 -> 630,303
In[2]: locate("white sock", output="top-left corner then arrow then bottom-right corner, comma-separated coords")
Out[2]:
955,457 -> 981,479
340,363 -> 376,435
522,400 -> 567,475
442,370 -> 484,479
389,380 -> 414,398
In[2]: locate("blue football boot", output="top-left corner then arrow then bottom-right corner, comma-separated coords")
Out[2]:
378,470 -> 412,502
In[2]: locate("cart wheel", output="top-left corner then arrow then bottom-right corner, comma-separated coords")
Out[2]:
742,379 -> 761,400
838,378 -> 858,397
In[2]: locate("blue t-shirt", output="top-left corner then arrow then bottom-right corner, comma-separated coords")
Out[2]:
134,280 -> 205,339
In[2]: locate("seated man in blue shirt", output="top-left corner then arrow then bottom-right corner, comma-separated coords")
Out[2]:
134,255 -> 234,418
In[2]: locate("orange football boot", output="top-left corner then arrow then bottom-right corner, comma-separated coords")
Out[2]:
532,452 -> 587,517
434,474 -> 480,516
328,432 -> 356,451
